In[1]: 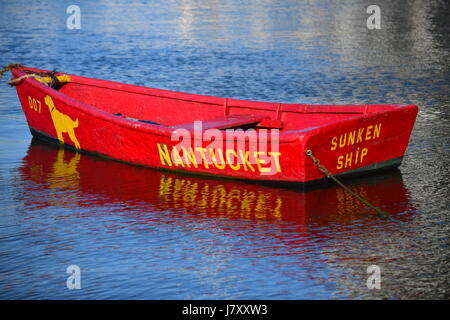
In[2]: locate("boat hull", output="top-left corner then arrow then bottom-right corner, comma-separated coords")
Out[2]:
11,66 -> 418,184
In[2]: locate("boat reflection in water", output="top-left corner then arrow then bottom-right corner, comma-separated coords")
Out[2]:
20,139 -> 414,225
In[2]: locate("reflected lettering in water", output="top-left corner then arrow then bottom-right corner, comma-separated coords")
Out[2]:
20,139 -> 414,225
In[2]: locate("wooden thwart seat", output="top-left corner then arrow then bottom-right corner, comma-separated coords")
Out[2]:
173,114 -> 266,131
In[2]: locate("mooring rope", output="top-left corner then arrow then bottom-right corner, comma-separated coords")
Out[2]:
0,64 -> 45,86
1,64 -> 69,87
0,64 -> 21,81
305,149 -> 391,219
7,73 -> 49,86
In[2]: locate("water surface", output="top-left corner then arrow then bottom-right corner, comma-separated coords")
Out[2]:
0,0 -> 448,299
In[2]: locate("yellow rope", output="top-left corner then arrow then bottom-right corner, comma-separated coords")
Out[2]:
1,64 -> 71,86
305,149 -> 391,219
7,73 -> 48,85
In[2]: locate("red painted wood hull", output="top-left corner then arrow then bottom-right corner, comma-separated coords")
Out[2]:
11,66 -> 418,184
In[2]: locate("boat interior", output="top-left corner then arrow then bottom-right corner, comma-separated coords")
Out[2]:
25,67 -> 396,132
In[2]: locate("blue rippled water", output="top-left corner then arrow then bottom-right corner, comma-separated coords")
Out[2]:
0,0 -> 448,299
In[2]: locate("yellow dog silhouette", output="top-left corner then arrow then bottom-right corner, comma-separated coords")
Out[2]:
44,95 -> 80,149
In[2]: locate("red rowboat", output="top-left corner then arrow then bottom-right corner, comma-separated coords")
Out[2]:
7,65 -> 418,184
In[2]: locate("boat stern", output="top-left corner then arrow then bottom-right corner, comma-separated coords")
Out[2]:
301,104 -> 418,183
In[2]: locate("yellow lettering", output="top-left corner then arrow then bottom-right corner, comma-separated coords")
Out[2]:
226,149 -> 240,171
268,151 -> 282,173
360,148 -> 368,162
373,123 -> 382,139
347,130 -> 356,146
254,151 -> 271,173
28,96 -> 42,113
365,125 -> 373,141
355,147 -> 360,164
345,152 -> 352,168
337,155 -> 344,169
331,136 -> 338,151
158,175 -> 172,197
339,133 -> 347,148
356,128 -> 364,143
181,147 -> 198,168
238,150 -> 255,172
210,148 -> 225,169
172,147 -> 185,167
157,143 -> 172,166
195,147 -> 209,168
